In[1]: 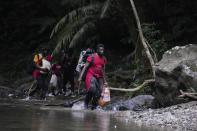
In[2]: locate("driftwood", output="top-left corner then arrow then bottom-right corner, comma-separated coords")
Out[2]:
109,79 -> 155,92
179,90 -> 197,100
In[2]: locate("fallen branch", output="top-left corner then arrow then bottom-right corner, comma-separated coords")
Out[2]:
179,90 -> 197,100
109,79 -> 155,92
189,87 -> 196,92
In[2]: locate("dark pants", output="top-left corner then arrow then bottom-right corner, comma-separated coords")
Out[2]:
29,74 -> 48,99
63,69 -> 75,93
84,77 -> 104,110
57,75 -> 63,93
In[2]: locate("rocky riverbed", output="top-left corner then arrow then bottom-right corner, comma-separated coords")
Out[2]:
114,101 -> 197,131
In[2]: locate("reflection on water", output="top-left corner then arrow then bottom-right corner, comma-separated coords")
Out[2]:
0,105 -> 173,131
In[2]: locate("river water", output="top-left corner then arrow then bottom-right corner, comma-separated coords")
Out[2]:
0,103 -> 173,131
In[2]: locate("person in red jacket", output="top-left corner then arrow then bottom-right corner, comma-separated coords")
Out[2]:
78,44 -> 107,110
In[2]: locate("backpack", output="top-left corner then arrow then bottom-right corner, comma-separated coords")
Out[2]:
76,48 -> 94,73
82,48 -> 94,63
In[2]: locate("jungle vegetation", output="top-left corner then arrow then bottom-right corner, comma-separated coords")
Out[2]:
0,0 -> 196,91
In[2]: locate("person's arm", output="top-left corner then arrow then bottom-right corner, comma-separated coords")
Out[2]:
35,63 -> 40,69
102,56 -> 107,85
78,62 -> 90,82
77,53 -> 84,65
35,62 -> 47,71
38,67 -> 49,72
39,60 -> 51,72
77,62 -> 90,87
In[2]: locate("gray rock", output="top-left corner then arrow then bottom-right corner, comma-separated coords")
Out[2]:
104,95 -> 155,111
155,44 -> 197,106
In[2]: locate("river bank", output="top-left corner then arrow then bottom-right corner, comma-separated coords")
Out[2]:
114,101 -> 197,131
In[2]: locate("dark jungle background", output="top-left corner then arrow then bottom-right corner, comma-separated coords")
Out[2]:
0,0 -> 196,88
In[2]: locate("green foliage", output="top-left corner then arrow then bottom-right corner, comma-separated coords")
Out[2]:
142,23 -> 167,60
50,0 -> 116,59
50,3 -> 104,58
50,3 -> 102,39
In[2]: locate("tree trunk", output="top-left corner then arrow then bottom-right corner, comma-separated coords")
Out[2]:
129,0 -> 155,78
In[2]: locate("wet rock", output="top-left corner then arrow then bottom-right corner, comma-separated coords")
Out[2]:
155,44 -> 197,106
104,95 -> 154,111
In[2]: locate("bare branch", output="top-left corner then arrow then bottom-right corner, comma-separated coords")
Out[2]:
144,38 -> 158,62
109,79 -> 155,92
179,90 -> 197,100
129,0 -> 155,78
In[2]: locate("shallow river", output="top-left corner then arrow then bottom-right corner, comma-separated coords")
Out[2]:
0,103 -> 173,131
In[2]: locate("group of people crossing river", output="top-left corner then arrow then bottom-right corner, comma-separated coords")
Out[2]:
27,44 -> 108,110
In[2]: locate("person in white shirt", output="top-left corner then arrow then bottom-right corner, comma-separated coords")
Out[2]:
37,49 -> 51,99
40,58 -> 51,74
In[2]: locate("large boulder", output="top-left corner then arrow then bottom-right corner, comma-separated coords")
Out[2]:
155,44 -> 197,106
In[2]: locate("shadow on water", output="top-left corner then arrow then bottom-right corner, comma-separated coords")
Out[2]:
0,104 -> 173,131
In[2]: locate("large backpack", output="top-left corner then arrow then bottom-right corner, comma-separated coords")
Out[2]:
76,48 -> 94,73
82,48 -> 94,63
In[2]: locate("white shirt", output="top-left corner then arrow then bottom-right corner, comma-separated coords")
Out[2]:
40,59 -> 51,74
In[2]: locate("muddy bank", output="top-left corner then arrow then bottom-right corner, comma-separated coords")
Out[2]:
114,101 -> 197,131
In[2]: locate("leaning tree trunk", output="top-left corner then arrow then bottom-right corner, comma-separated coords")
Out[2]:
129,0 -> 155,78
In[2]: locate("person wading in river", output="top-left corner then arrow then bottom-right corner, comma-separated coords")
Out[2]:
78,44 -> 107,110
